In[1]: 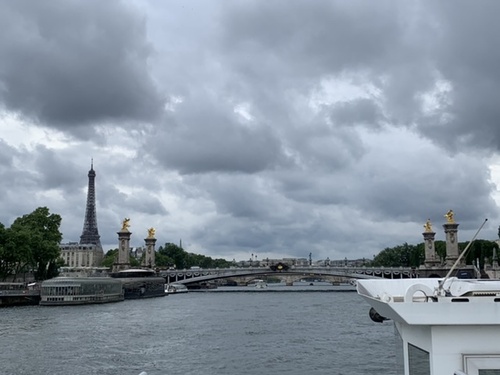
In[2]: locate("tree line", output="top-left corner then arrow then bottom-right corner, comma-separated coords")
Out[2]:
101,242 -> 233,269
371,239 -> 499,269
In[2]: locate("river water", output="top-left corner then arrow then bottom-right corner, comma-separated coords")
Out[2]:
0,286 -> 399,375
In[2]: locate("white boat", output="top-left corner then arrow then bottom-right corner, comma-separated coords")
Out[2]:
357,277 -> 500,375
254,279 -> 267,289
165,283 -> 188,294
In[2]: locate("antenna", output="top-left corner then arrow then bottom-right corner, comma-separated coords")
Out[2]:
436,218 -> 488,296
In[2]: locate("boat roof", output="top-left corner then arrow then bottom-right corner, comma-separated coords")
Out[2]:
42,277 -> 122,286
357,278 -> 500,325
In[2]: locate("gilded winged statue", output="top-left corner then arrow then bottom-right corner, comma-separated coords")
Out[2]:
444,210 -> 455,223
147,227 -> 156,238
423,219 -> 433,232
121,218 -> 131,231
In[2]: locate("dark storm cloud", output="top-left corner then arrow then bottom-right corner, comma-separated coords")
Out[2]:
414,2 -> 500,153
219,1 -> 405,77
0,1 -> 163,135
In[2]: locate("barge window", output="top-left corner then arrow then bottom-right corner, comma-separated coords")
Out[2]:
408,343 -> 430,375
479,371 -> 500,375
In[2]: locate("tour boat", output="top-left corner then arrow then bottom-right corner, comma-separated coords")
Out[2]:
357,277 -> 500,375
254,279 -> 267,289
165,283 -> 189,294
40,277 -> 124,306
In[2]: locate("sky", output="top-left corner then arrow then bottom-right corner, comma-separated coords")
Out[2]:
1,1 -> 500,262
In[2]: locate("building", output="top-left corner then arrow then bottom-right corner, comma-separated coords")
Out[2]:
59,161 -> 104,267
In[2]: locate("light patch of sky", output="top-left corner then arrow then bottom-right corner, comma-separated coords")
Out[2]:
35,189 -> 67,203
165,95 -> 184,112
418,78 -> 453,115
488,158 -> 500,207
233,102 -> 254,122
0,111 -> 70,150
95,127 -> 139,160
308,75 -> 381,113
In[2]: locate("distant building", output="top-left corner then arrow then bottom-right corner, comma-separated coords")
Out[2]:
59,161 -> 104,267
59,242 -> 104,268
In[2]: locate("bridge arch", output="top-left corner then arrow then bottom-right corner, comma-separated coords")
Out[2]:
160,266 -> 415,286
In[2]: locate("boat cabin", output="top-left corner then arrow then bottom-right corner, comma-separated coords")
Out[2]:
357,278 -> 500,375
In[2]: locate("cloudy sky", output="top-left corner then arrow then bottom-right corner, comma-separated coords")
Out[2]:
1,1 -> 500,262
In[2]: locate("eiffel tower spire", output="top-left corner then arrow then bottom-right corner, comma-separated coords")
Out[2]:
80,159 -> 102,247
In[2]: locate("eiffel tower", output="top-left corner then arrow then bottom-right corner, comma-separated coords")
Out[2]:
79,160 -> 102,247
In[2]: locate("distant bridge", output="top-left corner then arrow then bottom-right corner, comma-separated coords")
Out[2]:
159,265 -> 423,286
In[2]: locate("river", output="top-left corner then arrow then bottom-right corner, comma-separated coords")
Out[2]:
0,286 -> 399,375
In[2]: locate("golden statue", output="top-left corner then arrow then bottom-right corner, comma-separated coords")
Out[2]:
423,219 -> 433,232
147,227 -> 156,238
444,210 -> 455,223
121,218 -> 131,231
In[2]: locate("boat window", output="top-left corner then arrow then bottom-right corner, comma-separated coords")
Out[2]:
408,343 -> 430,375
464,354 -> 500,374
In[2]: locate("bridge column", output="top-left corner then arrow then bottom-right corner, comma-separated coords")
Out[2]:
113,228 -> 131,272
443,221 -> 460,268
423,229 -> 440,267
143,235 -> 156,269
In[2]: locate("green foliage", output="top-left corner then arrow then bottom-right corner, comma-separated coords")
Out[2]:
372,242 -> 423,268
101,249 -> 118,268
0,207 -> 62,281
101,248 -> 149,268
157,243 -> 232,269
463,239 -> 498,268
130,256 -> 140,267
372,239 -> 499,269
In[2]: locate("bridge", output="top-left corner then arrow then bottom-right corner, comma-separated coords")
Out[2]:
159,264 -> 428,286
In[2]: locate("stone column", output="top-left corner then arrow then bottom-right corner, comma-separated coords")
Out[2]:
443,222 -> 460,267
423,231 -> 440,267
144,229 -> 157,269
113,219 -> 132,272
422,219 -> 440,268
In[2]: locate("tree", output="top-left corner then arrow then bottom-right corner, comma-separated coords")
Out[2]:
6,207 -> 63,281
157,243 -> 232,269
372,239 -> 498,269
101,248 -> 142,268
101,249 -> 118,268
372,242 -> 423,268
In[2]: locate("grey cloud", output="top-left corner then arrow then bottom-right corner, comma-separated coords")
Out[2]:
329,99 -> 386,128
0,1 -> 163,135
33,146 -> 82,190
149,96 -> 285,174
3,1 -> 500,261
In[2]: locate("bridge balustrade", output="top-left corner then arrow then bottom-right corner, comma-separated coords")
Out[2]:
159,266 -> 415,284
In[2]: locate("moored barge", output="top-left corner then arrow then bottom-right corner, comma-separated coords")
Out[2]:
110,269 -> 166,299
40,277 -> 124,306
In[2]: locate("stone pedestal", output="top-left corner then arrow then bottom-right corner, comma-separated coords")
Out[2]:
113,230 -> 131,272
443,222 -> 460,267
144,237 -> 157,269
423,231 -> 440,267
